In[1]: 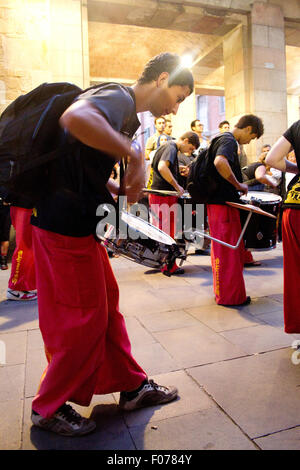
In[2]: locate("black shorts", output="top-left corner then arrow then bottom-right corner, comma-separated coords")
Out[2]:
0,204 -> 11,242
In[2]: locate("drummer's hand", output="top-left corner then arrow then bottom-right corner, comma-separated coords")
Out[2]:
124,142 -> 145,203
175,184 -> 185,197
238,182 -> 248,195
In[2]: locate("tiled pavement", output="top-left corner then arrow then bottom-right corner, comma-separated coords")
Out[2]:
1,242 -> 300,450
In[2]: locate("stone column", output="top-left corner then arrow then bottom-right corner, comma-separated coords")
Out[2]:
223,2 -> 287,161
0,0 -> 89,114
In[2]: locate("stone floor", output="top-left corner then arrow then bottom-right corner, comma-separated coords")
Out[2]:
1,242 -> 300,450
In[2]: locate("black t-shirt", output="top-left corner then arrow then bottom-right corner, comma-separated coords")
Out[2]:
242,162 -> 264,186
283,120 -> 300,210
207,132 -> 242,204
31,84 -> 140,236
151,141 -> 179,191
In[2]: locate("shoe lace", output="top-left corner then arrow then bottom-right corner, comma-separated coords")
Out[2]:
57,404 -> 83,425
148,379 -> 164,391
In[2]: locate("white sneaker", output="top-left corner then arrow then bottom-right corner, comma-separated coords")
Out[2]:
7,289 -> 37,301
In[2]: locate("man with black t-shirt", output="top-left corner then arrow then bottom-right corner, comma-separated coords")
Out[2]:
266,120 -> 300,334
30,53 -> 195,436
206,114 -> 264,306
148,131 -> 199,275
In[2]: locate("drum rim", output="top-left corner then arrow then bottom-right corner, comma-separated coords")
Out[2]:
121,211 -> 176,246
241,191 -> 282,202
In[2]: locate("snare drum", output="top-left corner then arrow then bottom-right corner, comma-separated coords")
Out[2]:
96,210 -> 186,271
240,191 -> 282,250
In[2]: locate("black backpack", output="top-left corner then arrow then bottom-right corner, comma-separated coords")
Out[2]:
186,134 -> 225,204
0,82 -> 83,206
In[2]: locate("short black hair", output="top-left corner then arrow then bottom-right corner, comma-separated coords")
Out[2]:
137,53 -> 194,94
235,114 -> 264,138
180,131 -> 200,148
190,119 -> 201,130
219,120 -> 230,128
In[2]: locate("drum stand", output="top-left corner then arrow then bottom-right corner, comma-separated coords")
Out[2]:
185,210 -> 253,250
183,199 -> 278,251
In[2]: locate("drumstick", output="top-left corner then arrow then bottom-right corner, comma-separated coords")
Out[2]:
143,188 -> 180,196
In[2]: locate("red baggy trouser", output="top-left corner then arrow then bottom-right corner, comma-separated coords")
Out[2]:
8,207 -> 36,291
282,209 -> 300,333
148,193 -> 180,273
207,204 -> 247,305
31,226 -> 147,419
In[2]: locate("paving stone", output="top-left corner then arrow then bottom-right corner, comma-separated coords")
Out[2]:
119,288 -> 172,316
0,364 -> 25,402
240,296 -> 284,316
0,299 -> 38,333
25,344 -> 47,398
257,309 -> 284,328
152,285 -> 218,310
153,324 -> 247,368
186,304 -> 265,332
136,309 -> 199,333
22,396 -> 134,450
220,324 -> 292,354
188,349 -> 300,438
130,342 -> 180,376
123,316 -> 157,348
0,330 -> 27,365
130,409 -> 257,450
119,370 -> 217,428
0,399 -> 23,450
254,427 -> 300,450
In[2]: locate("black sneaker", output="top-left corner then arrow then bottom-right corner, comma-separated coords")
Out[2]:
119,379 -> 178,411
31,404 -> 96,436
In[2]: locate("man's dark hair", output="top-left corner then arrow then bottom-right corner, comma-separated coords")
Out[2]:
190,119 -> 201,130
219,120 -> 230,129
235,114 -> 264,138
180,131 -> 200,148
137,53 -> 194,94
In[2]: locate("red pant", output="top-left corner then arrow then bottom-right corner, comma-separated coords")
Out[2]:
282,209 -> 300,333
8,207 -> 36,291
207,204 -> 247,305
149,194 -> 178,239
149,194 -> 180,272
31,227 -> 146,418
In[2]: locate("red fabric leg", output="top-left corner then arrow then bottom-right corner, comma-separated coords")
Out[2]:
244,249 -> 254,264
31,227 -> 146,418
282,209 -> 300,333
207,204 -> 247,305
8,207 -> 36,291
149,194 -> 180,271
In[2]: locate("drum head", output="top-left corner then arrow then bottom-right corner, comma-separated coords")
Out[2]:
241,191 -> 282,203
121,211 -> 176,246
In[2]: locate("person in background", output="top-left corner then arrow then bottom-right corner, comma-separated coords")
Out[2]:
206,114 -> 264,305
0,198 -> 11,271
6,206 -> 37,300
149,131 -> 199,275
266,120 -> 300,335
190,119 -> 210,153
145,116 -> 166,161
164,119 -> 175,140
218,120 -> 230,133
